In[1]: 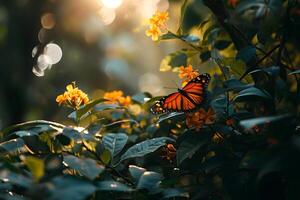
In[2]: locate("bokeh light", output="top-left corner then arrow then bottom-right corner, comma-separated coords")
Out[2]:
37,54 -> 52,71
138,73 -> 163,95
98,7 -> 116,25
44,43 -> 63,64
101,0 -> 123,9
41,13 -> 55,29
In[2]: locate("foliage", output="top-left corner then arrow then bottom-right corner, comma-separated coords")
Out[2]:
1,0 -> 300,199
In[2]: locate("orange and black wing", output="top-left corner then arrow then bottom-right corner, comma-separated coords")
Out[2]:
150,73 -> 210,114
181,73 -> 210,107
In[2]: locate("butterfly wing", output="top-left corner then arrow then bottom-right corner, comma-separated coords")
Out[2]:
150,92 -> 183,114
181,73 -> 211,106
150,73 -> 211,114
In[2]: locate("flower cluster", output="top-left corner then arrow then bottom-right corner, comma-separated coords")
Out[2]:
178,65 -> 199,86
56,83 -> 89,109
145,11 -> 169,41
103,90 -> 132,107
186,108 -> 215,130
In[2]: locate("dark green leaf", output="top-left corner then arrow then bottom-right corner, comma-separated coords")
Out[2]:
102,133 -> 128,159
48,176 -> 96,200
137,171 -> 162,191
120,137 -> 175,162
0,170 -> 31,188
63,155 -> 104,180
289,69 -> 300,75
93,103 -> 121,111
239,114 -> 292,129
233,87 -> 272,102
177,133 -> 209,165
177,0 -> 189,35
68,98 -> 105,120
163,188 -> 190,199
160,49 -> 197,71
97,180 -> 133,192
236,46 -> 256,63
129,165 -> 146,182
158,112 -> 185,124
0,138 -> 27,154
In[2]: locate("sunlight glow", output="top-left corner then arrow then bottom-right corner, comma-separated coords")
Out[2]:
44,43 -> 63,64
98,7 -> 116,25
101,0 -> 123,9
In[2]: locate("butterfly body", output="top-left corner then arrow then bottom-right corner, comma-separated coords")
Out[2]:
151,73 -> 211,114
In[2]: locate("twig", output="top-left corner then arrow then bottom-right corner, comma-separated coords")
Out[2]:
239,44 -> 280,81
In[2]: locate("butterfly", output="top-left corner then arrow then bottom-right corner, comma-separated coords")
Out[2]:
150,73 -> 211,114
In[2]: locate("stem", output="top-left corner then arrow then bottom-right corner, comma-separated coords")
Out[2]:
167,31 -> 202,51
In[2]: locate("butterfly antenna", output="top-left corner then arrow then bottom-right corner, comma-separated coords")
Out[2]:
164,86 -> 177,90
172,80 -> 179,88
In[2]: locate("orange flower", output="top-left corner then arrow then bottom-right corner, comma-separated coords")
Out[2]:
145,11 -> 169,41
103,90 -> 132,107
178,65 -> 199,86
56,83 -> 89,109
162,144 -> 176,161
186,108 -> 215,130
103,90 -> 124,104
145,25 -> 161,41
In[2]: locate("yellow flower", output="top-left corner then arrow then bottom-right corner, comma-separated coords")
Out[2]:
149,11 -> 169,27
56,83 -> 89,109
103,90 -> 124,104
119,96 -> 132,107
145,25 -> 161,41
178,65 -> 199,86
103,90 -> 132,107
186,108 -> 215,130
145,11 -> 169,41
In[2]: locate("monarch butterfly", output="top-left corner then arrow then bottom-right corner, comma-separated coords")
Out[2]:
150,73 -> 211,114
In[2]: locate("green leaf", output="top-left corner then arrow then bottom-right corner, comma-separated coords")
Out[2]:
100,149 -> 111,165
2,120 -> 65,136
199,51 -> 211,62
157,112 -> 185,124
177,133 -> 209,165
233,87 -> 272,102
68,98 -> 105,120
48,176 -> 96,200
0,170 -> 32,188
137,171 -> 162,191
214,40 -> 231,50
236,46 -> 256,63
102,133 -> 128,160
97,181 -> 133,192
224,78 -> 253,91
22,156 -> 44,181
63,155 -> 104,180
120,137 -> 175,163
177,0 -> 189,35
131,92 -> 152,104
288,69 -> 300,75
62,127 -> 82,141
239,114 -> 292,129
0,138 -> 27,154
93,103 -> 121,111
160,49 -> 197,72
129,165 -> 146,182
163,188 -> 190,199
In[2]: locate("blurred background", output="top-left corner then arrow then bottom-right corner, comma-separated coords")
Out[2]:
0,0 -> 193,128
